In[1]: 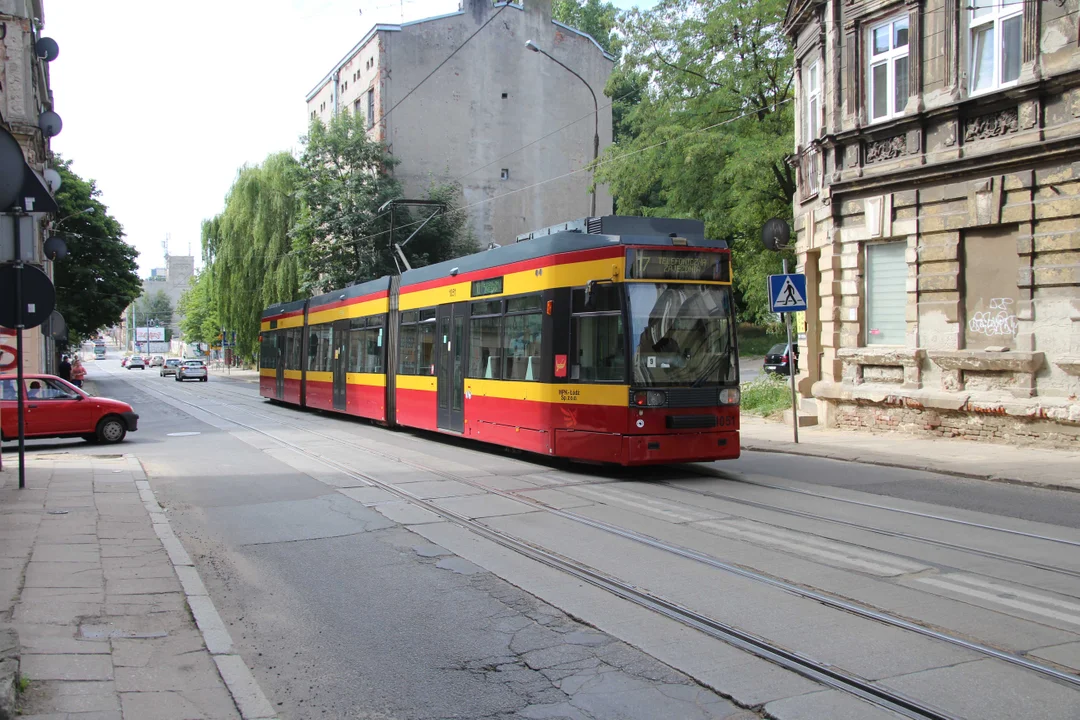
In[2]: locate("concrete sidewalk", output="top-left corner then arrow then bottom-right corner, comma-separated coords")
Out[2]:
0,453 -> 277,720
739,416 -> 1080,492
207,367 -> 259,384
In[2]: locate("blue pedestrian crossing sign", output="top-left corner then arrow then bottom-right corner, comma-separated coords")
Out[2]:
768,273 -> 808,313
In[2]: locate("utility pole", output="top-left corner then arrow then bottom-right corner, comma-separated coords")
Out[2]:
13,209 -> 26,488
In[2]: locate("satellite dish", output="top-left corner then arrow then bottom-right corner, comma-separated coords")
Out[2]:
0,128 -> 25,211
39,111 -> 63,138
43,235 -> 68,261
761,217 -> 792,252
43,168 -> 62,193
35,37 -> 60,62
45,310 -> 67,341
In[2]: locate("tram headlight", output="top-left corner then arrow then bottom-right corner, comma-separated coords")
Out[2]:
718,388 -> 741,405
632,390 -> 666,407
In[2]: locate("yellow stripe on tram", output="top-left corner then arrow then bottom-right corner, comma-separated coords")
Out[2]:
346,373 -> 387,387
465,379 -> 628,407
307,297 -> 389,327
397,375 -> 437,392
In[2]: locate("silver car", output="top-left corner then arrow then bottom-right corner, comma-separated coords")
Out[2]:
175,360 -> 208,382
160,358 -> 181,377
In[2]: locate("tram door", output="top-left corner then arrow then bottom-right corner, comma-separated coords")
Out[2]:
274,333 -> 285,400
332,320 -> 349,412
436,303 -> 467,432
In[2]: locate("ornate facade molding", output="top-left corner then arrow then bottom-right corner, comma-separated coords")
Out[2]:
963,108 -> 1019,142
864,134 -> 906,163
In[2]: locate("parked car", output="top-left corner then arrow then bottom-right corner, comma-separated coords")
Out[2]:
176,360 -> 208,382
149,355 -> 165,367
160,358 -> 182,377
0,374 -> 139,444
763,343 -> 799,376
127,356 -> 146,370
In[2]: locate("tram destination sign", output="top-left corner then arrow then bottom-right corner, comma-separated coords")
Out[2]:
471,276 -> 504,298
627,249 -> 731,283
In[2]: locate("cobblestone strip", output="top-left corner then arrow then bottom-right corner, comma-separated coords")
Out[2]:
125,455 -> 278,720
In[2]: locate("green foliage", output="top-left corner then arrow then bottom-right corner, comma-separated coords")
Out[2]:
134,289 -> 173,329
597,0 -> 795,324
202,152 -> 304,360
50,157 -> 141,345
177,271 -> 219,346
552,0 -> 622,56
740,372 -> 789,416
737,324 -> 786,356
293,111 -> 472,293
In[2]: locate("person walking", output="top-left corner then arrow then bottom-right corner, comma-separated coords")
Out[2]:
70,357 -> 86,388
58,355 -> 72,382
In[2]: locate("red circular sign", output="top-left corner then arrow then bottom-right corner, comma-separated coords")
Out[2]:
0,343 -> 16,372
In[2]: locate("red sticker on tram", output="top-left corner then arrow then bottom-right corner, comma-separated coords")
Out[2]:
554,354 -> 567,378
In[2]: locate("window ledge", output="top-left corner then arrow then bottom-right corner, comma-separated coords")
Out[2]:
837,347 -> 924,367
1055,356 -> 1080,377
927,350 -> 1044,373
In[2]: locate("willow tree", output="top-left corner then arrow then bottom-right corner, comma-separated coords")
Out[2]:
598,0 -> 794,324
202,152 -> 303,360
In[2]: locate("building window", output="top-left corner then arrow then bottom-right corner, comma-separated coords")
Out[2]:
865,242 -> 907,345
962,227 -> 1020,350
501,92 -> 508,99
970,0 -> 1022,95
804,60 -> 821,143
868,16 -> 909,122
367,89 -> 375,128
500,168 -> 510,180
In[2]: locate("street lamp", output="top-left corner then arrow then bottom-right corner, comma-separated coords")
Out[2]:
50,206 -> 94,232
525,39 -> 599,217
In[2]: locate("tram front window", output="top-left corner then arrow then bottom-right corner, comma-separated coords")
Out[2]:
627,283 -> 737,387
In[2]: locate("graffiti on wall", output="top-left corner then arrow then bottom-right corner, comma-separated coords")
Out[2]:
968,298 -> 1018,338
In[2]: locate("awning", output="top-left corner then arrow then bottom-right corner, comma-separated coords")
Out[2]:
17,163 -> 58,214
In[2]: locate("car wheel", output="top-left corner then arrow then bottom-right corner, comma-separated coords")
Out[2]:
95,416 -> 127,444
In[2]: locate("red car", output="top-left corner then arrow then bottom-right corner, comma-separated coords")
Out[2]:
0,374 -> 139,444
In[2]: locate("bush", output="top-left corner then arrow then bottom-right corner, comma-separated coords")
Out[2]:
737,324 -> 786,357
741,373 -> 790,417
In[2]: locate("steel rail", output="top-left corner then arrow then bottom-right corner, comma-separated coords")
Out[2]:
658,479 -> 1080,581
141,379 -> 1080,692
134,381 -> 960,720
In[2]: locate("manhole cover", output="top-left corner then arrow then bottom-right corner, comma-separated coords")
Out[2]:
166,432 -> 201,437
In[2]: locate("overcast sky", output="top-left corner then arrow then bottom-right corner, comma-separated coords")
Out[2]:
45,0 -> 648,277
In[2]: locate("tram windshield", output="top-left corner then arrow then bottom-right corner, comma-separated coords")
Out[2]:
627,283 -> 737,387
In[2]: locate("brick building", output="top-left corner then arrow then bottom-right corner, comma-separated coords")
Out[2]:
306,0 -> 614,245
784,0 -> 1080,445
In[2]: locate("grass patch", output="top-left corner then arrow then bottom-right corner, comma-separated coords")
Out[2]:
737,324 -> 786,357
17,674 -> 30,693
740,373 -> 791,417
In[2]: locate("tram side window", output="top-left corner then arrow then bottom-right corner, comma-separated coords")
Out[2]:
285,329 -> 302,371
504,294 -> 543,381
398,311 -> 418,374
571,287 -> 625,382
468,300 -> 503,380
307,325 -> 332,372
347,326 -> 365,373
259,332 -> 276,369
416,317 -> 435,376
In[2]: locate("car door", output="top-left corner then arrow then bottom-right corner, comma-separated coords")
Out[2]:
24,379 -> 90,436
0,379 -> 17,439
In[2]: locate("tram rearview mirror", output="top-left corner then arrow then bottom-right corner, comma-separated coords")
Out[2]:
584,280 -> 598,310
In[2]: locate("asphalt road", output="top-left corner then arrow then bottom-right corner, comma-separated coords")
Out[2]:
17,355 -> 1079,720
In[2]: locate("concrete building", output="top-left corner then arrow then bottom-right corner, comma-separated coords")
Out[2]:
784,0 -> 1080,446
136,254 -> 195,337
306,0 -> 614,245
0,0 -> 60,375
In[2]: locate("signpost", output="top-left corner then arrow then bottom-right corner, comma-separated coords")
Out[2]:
761,217 -> 805,444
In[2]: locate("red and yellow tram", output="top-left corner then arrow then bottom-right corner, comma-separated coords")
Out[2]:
259,216 -> 741,465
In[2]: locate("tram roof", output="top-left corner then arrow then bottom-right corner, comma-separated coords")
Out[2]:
400,215 -> 727,289
261,297 -> 307,320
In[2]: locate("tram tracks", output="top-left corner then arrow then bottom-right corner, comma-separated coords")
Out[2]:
137,379 -> 1080,719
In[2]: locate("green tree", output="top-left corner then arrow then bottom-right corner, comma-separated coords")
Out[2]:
597,0 -> 795,324
51,157 -> 141,343
294,111 -> 472,294
177,271 -> 220,346
202,152 -> 304,361
134,289 -> 174,330
552,0 -> 621,56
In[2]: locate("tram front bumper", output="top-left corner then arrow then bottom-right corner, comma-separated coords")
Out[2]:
624,430 -> 740,465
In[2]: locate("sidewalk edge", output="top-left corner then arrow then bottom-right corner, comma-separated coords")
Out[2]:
125,455 -> 279,720
738,441 -> 1080,494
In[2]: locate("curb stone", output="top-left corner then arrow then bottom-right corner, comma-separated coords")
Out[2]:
126,454 -> 279,720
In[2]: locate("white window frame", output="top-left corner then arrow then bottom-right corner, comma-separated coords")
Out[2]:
866,15 -> 910,123
968,0 -> 1023,96
803,60 -> 821,146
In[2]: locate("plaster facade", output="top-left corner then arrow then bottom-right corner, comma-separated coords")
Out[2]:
306,0 -> 614,246
138,254 -> 195,337
785,0 -> 1080,446
0,0 -> 57,376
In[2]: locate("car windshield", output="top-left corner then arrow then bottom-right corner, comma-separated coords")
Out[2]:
166,359 -> 179,365
767,344 -> 788,356
627,283 -> 737,387
183,361 -> 202,367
